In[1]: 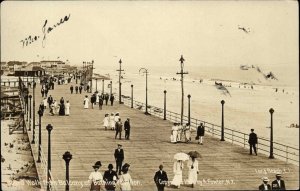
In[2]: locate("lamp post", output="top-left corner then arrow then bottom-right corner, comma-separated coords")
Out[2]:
131,85 -> 133,108
116,59 -> 124,104
110,81 -> 112,96
28,95 -> 32,131
220,100 -> 225,141
187,94 -> 191,125
139,68 -> 149,115
102,79 -> 104,94
176,55 -> 188,125
269,108 -> 274,159
62,151 -> 72,191
31,77 -> 36,144
46,124 -> 53,191
95,78 -> 98,92
90,60 -> 94,93
37,110 -> 43,163
163,90 -> 167,120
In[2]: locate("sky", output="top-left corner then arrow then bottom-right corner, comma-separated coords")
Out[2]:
1,1 -> 299,79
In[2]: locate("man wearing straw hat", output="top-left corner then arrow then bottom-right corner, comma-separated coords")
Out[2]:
271,173 -> 286,190
114,144 -> 124,175
259,177 -> 271,191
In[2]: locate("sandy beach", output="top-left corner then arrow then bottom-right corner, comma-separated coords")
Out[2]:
1,120 -> 40,191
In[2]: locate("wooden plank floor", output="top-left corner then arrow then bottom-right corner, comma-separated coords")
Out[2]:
27,81 -> 299,191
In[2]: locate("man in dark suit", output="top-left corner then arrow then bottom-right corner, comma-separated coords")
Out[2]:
248,129 -> 258,155
47,95 -> 53,108
259,177 -> 271,191
115,118 -> 123,140
154,165 -> 168,191
103,164 -> 118,191
114,144 -> 124,175
271,173 -> 286,190
124,118 -> 131,140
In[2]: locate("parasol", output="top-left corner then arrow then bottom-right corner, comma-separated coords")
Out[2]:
188,151 -> 201,158
174,152 -> 189,161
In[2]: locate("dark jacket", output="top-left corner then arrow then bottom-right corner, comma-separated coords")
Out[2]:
271,180 -> 285,190
110,95 -> 114,102
124,120 -> 130,132
91,95 -> 96,103
197,125 -> 205,136
259,183 -> 271,191
114,149 -> 124,161
115,121 -> 123,132
103,170 -> 118,190
154,170 -> 168,187
99,97 -> 103,105
248,132 -> 258,144
47,96 -> 53,104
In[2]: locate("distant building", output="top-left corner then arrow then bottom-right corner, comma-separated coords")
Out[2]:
7,61 -> 27,72
40,60 -> 65,69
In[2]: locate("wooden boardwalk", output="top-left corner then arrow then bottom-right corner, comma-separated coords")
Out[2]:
27,81 -> 299,191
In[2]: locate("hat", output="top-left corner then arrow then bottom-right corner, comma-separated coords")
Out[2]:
276,173 -> 282,177
117,144 -> 122,147
92,161 -> 102,168
262,177 -> 269,182
121,163 -> 130,173
251,129 -> 254,131
108,164 -> 113,169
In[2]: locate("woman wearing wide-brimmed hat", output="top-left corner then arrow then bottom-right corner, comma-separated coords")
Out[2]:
89,161 -> 103,191
119,163 -> 132,191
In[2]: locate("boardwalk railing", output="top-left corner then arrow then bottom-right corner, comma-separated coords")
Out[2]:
18,78 -> 58,191
117,95 -> 299,166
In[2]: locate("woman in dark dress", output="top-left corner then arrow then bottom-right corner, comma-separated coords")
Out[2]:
59,97 -> 65,116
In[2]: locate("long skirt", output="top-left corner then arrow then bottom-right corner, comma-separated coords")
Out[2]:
171,171 -> 182,186
90,182 -> 100,191
187,170 -> 198,184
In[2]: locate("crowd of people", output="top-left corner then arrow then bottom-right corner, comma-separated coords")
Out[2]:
170,122 -> 205,145
88,144 -> 133,191
32,76 -> 291,191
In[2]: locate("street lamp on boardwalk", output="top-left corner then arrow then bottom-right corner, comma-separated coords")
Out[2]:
95,78 -> 98,92
31,77 -> 36,144
37,110 -> 43,163
131,85 -> 133,108
187,94 -> 191,125
110,81 -> 112,96
220,100 -> 225,141
163,90 -> 167,120
62,151 -> 72,191
116,59 -> 124,104
28,95 -> 32,131
269,108 -> 275,159
102,79 -> 105,94
46,124 -> 53,191
176,55 -> 188,125
139,68 -> 149,115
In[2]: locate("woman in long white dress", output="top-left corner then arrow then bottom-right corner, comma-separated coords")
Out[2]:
65,100 -> 70,116
187,157 -> 199,187
170,123 -> 178,143
171,160 -> 183,188
184,123 -> 191,143
109,113 -> 115,130
103,114 -> 109,130
119,163 -> 132,191
84,95 -> 89,109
